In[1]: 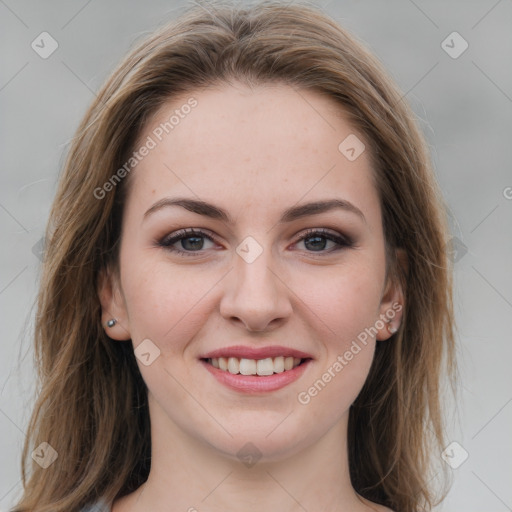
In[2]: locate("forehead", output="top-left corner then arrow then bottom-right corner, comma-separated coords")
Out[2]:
126,83 -> 380,228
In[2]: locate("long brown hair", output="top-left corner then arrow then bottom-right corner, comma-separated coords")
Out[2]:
14,2 -> 456,511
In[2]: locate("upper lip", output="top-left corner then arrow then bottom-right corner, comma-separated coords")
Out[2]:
200,345 -> 313,360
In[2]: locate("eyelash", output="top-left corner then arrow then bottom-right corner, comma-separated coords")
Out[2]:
158,228 -> 354,257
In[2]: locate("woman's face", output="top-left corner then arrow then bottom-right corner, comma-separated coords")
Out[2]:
100,83 -> 403,461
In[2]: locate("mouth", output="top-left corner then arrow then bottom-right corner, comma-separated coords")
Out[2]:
199,346 -> 313,393
202,356 -> 308,376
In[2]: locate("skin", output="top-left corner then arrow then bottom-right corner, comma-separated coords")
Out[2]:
99,83 -> 403,512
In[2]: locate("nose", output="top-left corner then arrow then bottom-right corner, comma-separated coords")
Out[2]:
219,247 -> 293,332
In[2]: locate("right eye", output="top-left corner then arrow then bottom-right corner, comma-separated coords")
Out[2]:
158,228 -> 219,257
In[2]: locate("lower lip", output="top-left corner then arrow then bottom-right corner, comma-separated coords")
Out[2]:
201,359 -> 311,393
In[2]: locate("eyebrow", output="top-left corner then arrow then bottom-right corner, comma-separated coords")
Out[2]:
143,197 -> 366,224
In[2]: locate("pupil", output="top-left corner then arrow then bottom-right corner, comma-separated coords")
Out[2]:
305,236 -> 326,251
182,236 -> 203,250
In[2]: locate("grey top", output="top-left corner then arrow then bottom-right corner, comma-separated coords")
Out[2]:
81,498 -> 112,512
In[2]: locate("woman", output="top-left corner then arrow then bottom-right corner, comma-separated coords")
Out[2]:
14,1 -> 456,511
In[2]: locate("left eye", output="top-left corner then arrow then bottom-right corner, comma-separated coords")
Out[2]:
294,228 -> 352,253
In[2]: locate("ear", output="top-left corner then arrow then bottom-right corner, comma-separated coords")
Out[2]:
376,249 -> 407,341
97,266 -> 131,341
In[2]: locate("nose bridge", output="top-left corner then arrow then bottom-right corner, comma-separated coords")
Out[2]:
234,238 -> 281,299
236,243 -> 277,291
220,236 -> 292,330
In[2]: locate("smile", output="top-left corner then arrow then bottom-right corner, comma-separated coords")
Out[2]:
207,356 -> 303,376
199,346 -> 313,393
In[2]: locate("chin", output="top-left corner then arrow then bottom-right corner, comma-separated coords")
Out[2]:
201,416 -> 326,465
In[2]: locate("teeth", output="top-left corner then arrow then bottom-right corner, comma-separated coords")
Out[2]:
228,357 -> 239,374
273,356 -> 285,373
284,356 -> 294,371
256,358 -> 274,376
239,358 -> 257,375
208,356 -> 303,376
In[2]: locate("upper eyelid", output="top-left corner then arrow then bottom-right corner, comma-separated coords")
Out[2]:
159,228 -> 219,248
162,226 -> 341,239
297,227 -> 348,238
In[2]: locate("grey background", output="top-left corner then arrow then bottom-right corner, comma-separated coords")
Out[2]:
1,0 -> 511,510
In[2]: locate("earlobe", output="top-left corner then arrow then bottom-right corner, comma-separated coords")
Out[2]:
376,297 -> 404,341
376,304 -> 403,341
97,267 -> 131,341
376,249 -> 407,341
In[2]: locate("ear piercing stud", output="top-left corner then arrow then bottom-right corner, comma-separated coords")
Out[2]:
106,319 -> 117,328
387,323 -> 398,335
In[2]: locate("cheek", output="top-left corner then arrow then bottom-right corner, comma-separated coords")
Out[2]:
296,340 -> 374,442
295,258 -> 385,343
120,255 -> 216,352
292,259 -> 384,407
